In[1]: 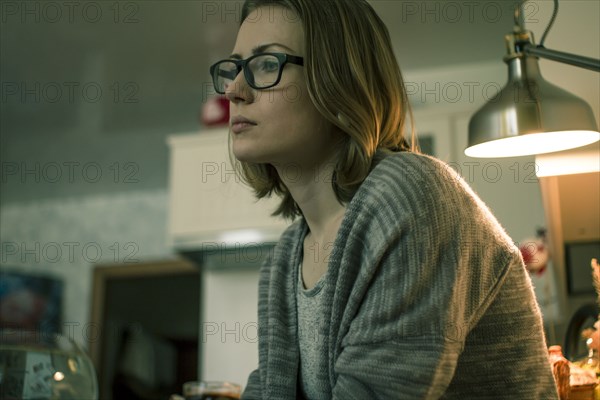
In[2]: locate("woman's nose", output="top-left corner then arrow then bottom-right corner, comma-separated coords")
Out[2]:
225,69 -> 253,104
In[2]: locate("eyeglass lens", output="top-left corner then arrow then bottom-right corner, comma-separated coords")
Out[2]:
214,54 -> 281,92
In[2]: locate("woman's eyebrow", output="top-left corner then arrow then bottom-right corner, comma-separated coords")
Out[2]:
229,42 -> 297,59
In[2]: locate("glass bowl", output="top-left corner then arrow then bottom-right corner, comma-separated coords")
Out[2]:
0,329 -> 98,399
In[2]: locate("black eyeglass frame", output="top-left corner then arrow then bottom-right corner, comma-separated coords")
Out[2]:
209,52 -> 304,94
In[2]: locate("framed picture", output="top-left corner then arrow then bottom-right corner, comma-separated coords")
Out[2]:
565,241 -> 600,295
0,270 -> 63,334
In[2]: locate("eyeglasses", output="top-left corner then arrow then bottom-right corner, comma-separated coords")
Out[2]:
209,52 -> 304,94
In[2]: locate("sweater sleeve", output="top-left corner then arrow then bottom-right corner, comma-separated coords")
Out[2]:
330,234 -> 503,400
329,154 -> 556,399
331,255 -> 557,399
241,368 -> 261,400
329,253 -> 510,399
332,340 -> 461,399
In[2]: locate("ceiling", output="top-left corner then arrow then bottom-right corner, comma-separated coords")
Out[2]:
1,0 -> 519,204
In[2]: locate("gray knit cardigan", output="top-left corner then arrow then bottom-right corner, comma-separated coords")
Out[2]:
241,152 -> 558,399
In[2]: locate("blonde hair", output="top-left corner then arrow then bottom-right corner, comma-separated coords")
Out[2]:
233,0 -> 417,220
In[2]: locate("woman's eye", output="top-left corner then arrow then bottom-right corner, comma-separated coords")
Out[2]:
259,61 -> 279,72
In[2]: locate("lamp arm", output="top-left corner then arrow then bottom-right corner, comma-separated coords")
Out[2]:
515,0 -> 558,46
524,44 -> 600,72
515,0 -> 599,72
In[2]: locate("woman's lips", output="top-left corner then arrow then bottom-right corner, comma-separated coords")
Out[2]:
231,122 -> 256,134
230,115 -> 257,134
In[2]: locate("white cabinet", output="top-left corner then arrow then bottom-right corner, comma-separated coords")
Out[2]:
167,128 -> 289,250
168,129 -> 272,385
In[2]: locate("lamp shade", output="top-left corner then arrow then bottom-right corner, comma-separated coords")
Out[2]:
466,55 -> 599,158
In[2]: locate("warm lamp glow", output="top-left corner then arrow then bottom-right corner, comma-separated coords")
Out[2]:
465,130 -> 600,158
535,147 -> 600,177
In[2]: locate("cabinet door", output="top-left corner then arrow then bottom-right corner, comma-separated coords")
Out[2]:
168,129 -> 289,248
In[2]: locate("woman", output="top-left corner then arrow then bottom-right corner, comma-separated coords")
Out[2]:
209,0 -> 559,398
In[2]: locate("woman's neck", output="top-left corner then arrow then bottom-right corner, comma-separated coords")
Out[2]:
275,160 -> 346,242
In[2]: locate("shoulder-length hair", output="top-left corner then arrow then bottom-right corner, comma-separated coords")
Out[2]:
232,0 -> 418,220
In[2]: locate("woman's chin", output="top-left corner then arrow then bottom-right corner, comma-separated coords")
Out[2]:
232,148 -> 266,164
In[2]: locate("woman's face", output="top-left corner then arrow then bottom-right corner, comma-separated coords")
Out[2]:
226,6 -> 342,172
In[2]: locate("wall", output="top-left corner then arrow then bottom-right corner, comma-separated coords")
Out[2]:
0,188 -> 176,347
201,267 -> 261,386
